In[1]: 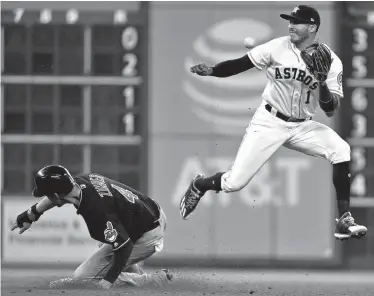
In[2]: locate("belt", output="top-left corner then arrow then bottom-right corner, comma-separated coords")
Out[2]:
265,104 -> 311,122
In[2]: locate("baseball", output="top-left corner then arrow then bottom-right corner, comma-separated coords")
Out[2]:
244,37 -> 256,48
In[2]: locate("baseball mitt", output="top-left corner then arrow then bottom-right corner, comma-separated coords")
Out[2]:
300,42 -> 333,82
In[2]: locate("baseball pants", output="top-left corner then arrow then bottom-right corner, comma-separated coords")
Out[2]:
221,100 -> 350,192
73,208 -> 167,281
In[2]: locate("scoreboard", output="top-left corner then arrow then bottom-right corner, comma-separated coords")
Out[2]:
339,2 -> 374,208
1,2 -> 149,195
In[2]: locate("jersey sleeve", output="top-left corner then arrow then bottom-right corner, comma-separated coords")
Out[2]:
326,54 -> 344,97
247,39 -> 277,70
103,217 -> 131,251
101,193 -> 131,251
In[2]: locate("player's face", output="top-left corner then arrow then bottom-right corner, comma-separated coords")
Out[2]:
47,193 -> 67,206
288,20 -> 311,43
55,184 -> 81,206
46,185 -> 77,206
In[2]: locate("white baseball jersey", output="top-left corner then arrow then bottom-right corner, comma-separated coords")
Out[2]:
247,36 -> 343,119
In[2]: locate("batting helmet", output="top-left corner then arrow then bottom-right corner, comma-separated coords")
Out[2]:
32,165 -> 75,198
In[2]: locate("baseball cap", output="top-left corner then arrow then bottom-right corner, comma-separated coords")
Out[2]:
280,5 -> 320,27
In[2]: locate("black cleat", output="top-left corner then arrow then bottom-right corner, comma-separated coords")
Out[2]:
179,174 -> 206,220
334,212 -> 367,240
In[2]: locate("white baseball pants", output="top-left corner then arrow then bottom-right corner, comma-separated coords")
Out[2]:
221,101 -> 350,192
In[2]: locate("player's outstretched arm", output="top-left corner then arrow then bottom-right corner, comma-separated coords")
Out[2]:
10,196 -> 56,234
190,55 -> 255,78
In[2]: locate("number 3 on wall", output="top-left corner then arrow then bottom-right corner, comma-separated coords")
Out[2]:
111,184 -> 138,203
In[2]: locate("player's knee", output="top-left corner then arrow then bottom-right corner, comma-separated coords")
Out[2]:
73,264 -> 94,280
72,267 -> 85,280
332,140 -> 351,164
221,177 -> 247,192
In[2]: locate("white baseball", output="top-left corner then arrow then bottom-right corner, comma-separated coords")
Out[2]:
244,37 -> 256,48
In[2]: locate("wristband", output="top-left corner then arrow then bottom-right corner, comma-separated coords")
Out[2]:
30,203 -> 42,221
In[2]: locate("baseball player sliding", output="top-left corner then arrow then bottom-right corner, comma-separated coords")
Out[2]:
11,165 -> 172,290
180,5 -> 367,240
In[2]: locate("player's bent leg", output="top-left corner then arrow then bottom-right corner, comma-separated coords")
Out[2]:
51,249 -> 112,290
75,209 -> 165,280
284,121 -> 367,240
124,214 -> 166,267
73,243 -> 113,280
331,160 -> 366,240
58,209 -> 170,288
180,106 -> 289,219
116,209 -> 171,287
284,120 -> 350,163
123,262 -> 145,275
115,269 -> 173,287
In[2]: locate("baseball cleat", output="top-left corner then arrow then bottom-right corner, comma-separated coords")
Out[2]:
334,212 -> 367,240
148,269 -> 173,287
180,174 -> 205,220
49,277 -> 80,288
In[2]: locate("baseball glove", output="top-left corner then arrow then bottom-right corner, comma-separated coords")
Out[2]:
300,42 -> 333,82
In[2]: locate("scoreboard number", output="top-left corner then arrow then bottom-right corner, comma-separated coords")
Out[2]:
13,8 -> 24,23
40,9 -> 52,24
66,9 -> 79,24
351,147 -> 366,172
114,10 -> 128,24
352,28 -> 368,52
122,53 -> 138,76
351,114 -> 367,138
352,56 -> 367,78
351,88 -> 368,112
122,26 -> 138,50
351,174 -> 366,197
123,87 -> 135,108
122,113 -> 135,135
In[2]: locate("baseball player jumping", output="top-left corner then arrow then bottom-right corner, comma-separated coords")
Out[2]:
180,5 -> 367,241
11,165 -> 172,290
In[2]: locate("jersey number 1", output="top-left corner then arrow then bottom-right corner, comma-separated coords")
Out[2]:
305,90 -> 311,104
111,184 -> 138,204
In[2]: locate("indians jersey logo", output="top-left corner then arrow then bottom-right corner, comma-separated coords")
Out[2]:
104,221 -> 118,243
183,18 -> 273,135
